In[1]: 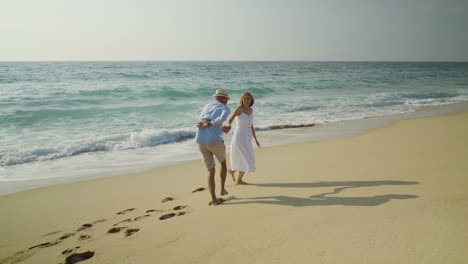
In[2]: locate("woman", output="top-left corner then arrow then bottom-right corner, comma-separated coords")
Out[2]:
226,91 -> 261,185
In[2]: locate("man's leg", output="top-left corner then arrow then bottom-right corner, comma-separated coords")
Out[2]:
207,167 -> 219,205
198,143 -> 219,206
209,141 -> 228,196
220,160 -> 228,196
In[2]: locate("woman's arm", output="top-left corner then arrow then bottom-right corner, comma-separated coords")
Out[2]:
226,106 -> 242,127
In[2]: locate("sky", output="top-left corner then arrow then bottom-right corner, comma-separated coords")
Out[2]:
1,0 -> 467,61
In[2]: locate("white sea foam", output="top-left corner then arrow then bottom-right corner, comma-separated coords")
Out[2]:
0,129 -> 196,166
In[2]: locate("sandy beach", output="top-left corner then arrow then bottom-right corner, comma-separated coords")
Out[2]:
1,109 -> 467,264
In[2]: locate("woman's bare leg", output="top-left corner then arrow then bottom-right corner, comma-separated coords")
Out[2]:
236,171 -> 248,185
228,169 -> 236,181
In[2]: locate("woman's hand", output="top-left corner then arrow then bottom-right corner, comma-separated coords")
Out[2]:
256,140 -> 261,148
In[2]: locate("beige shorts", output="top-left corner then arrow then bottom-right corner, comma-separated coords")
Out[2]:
197,141 -> 226,169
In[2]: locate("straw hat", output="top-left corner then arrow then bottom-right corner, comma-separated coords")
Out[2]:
212,89 -> 230,100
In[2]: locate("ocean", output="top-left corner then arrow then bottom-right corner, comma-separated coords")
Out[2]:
1,61 -> 467,195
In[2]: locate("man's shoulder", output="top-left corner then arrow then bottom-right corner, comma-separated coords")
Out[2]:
213,101 -> 229,109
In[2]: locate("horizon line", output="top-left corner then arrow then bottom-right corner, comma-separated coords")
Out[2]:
1,60 -> 467,63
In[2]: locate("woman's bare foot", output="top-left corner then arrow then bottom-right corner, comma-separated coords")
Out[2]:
228,170 -> 236,181
221,189 -> 229,196
236,180 -> 248,185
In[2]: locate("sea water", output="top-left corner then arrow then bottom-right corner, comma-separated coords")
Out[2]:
1,61 -> 467,195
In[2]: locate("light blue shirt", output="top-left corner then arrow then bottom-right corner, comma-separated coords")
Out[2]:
195,100 -> 231,144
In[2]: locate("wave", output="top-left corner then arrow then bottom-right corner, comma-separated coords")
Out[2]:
256,123 -> 316,131
0,129 -> 196,166
119,73 -> 150,79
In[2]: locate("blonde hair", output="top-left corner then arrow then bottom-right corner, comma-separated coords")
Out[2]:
238,91 -> 255,107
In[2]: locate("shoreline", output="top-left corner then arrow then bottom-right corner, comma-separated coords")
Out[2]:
1,101 -> 468,197
1,106 -> 467,263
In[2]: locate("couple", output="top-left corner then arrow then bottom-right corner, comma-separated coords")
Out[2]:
195,89 -> 261,206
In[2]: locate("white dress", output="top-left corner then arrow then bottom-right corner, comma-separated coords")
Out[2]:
230,112 -> 256,173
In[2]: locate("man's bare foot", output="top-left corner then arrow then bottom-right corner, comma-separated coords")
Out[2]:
228,170 -> 235,181
208,198 -> 226,206
208,200 -> 219,206
236,180 -> 248,185
221,189 -> 228,196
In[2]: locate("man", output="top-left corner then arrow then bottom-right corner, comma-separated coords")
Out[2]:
195,89 -> 232,206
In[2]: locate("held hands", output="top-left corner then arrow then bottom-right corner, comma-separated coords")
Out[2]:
196,120 -> 231,134
222,125 -> 231,133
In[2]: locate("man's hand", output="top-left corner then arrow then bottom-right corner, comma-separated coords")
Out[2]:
196,120 -> 211,128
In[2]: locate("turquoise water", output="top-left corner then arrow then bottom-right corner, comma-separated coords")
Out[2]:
1,61 -> 467,193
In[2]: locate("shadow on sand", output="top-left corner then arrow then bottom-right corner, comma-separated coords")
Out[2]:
226,180 -> 419,207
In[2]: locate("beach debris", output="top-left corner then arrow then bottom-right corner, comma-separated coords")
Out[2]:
159,213 -> 176,220
192,187 -> 205,193
116,208 -> 135,215
161,197 -> 174,203
65,251 -> 94,264
125,228 -> 140,237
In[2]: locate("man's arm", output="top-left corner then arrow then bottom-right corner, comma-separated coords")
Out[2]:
196,119 -> 211,128
211,107 -> 230,126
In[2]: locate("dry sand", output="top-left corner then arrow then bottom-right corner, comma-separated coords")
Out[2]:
1,110 -> 467,264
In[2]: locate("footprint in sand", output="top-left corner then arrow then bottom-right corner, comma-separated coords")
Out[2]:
173,205 -> 187,211
62,246 -> 81,255
91,219 -> 107,224
42,230 -> 62,237
107,227 -> 126,234
77,224 -> 92,232
117,208 -> 135,215
65,251 -> 94,264
161,197 -> 174,203
146,209 -> 163,213
159,213 -> 176,220
134,214 -> 151,221
177,212 -> 186,216
28,241 -> 59,250
125,229 -> 140,237
78,235 -> 91,241
113,218 -> 132,226
59,233 -> 76,240
192,187 -> 205,193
